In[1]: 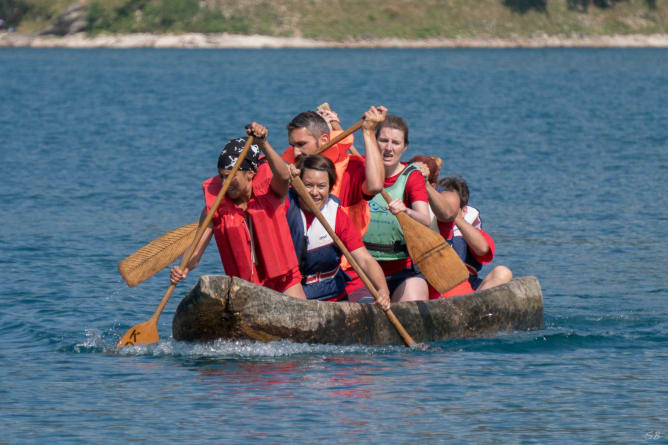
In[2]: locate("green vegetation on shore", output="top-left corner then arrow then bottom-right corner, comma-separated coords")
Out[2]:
2,0 -> 666,39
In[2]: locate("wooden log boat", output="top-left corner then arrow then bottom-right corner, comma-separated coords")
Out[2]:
172,275 -> 543,345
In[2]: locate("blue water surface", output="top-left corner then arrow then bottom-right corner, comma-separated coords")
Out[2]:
1,48 -> 667,444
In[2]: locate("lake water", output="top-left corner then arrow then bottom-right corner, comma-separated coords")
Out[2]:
1,48 -> 667,444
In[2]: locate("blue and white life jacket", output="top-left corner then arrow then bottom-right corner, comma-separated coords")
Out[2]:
286,189 -> 348,301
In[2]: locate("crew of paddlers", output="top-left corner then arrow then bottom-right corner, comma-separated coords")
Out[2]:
169,105 -> 512,311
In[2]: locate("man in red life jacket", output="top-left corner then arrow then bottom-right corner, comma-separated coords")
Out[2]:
254,106 -> 388,297
170,123 -> 307,299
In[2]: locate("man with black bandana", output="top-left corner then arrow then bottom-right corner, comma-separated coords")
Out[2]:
169,122 -> 307,299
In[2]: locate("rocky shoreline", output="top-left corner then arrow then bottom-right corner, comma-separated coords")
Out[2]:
2,31 -> 668,49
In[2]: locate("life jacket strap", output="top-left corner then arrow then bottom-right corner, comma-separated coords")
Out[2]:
304,266 -> 341,284
363,240 -> 408,254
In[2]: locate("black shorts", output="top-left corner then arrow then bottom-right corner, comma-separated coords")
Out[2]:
386,263 -> 425,295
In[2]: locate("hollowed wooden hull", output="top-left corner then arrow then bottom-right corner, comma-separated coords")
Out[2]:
172,275 -> 543,345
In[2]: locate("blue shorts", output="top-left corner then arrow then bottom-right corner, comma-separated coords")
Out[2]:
469,275 -> 483,290
386,264 -> 425,296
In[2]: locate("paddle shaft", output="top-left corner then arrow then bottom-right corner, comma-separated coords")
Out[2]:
318,120 -> 361,154
291,176 -> 416,348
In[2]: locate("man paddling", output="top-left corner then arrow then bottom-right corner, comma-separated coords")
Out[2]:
169,123 -> 307,299
255,106 -> 387,229
256,106 -> 388,298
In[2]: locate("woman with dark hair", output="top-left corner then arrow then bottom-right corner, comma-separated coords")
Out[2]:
285,155 -> 390,309
360,115 -> 431,302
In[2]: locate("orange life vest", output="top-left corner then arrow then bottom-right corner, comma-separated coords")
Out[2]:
202,175 -> 299,284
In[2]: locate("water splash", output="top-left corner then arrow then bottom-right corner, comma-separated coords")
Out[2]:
115,338 -> 403,358
73,328 -> 106,353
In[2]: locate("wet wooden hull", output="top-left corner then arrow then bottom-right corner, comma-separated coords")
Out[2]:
172,275 -> 543,345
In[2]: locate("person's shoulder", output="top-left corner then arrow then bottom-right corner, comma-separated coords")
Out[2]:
335,205 -> 353,222
335,205 -> 362,242
203,175 -> 221,194
348,154 -> 365,165
203,175 -> 219,186
405,168 -> 427,189
343,154 -> 365,174
407,168 -> 424,180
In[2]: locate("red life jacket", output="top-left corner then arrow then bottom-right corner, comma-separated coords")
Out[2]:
202,176 -> 299,284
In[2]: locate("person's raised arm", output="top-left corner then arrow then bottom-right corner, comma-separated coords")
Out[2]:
413,161 -> 460,222
247,122 -> 290,198
318,105 -> 361,155
170,207 -> 214,284
360,106 -> 387,195
455,210 -> 490,257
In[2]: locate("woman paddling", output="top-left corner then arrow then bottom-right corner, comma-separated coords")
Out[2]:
286,155 -> 391,310
359,115 -> 431,302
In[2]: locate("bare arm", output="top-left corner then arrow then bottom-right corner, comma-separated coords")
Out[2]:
413,161 -> 459,222
170,207 -> 214,283
350,247 -> 391,311
408,200 -> 431,226
247,122 -> 290,198
318,106 -> 360,155
427,186 -> 460,222
360,106 -> 387,195
386,199 -> 431,227
455,211 -> 490,257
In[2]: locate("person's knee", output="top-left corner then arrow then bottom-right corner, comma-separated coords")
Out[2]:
392,277 -> 428,302
492,265 -> 512,284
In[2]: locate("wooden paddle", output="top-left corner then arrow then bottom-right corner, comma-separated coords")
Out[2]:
117,120 -> 362,287
118,222 -> 199,287
291,175 -> 416,347
117,136 -> 255,349
380,189 -> 469,293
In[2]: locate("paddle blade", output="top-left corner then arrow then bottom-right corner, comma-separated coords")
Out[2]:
398,213 -> 470,293
117,319 -> 159,348
118,222 -> 199,287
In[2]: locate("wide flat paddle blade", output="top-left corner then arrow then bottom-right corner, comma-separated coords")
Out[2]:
117,319 -> 159,348
118,222 -> 199,287
398,212 -> 469,293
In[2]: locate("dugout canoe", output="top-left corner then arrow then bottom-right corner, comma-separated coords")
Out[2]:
172,275 -> 543,345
